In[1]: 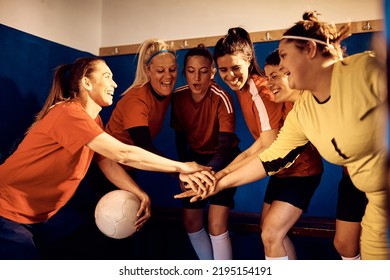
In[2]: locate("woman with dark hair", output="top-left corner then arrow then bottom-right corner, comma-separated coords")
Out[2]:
171,44 -> 240,259
210,28 -> 323,260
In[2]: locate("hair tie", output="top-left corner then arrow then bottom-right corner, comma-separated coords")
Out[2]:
146,49 -> 175,65
282,35 -> 334,49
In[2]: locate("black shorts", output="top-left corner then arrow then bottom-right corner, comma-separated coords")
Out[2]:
182,186 -> 237,209
264,174 -> 322,212
181,146 -> 240,210
336,172 -> 368,222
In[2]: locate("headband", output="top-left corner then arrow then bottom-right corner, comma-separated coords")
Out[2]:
146,49 -> 175,65
282,35 -> 334,49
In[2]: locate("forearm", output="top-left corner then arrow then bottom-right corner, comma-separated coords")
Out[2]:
98,157 -> 152,228
117,146 -> 186,173
218,138 -> 265,178
97,158 -> 145,197
217,155 -> 266,190
88,133 -> 189,173
218,149 -> 251,175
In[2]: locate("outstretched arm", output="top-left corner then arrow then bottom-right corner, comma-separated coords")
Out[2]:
87,132 -> 211,174
175,154 -> 266,202
219,154 -> 267,188
216,129 -> 278,180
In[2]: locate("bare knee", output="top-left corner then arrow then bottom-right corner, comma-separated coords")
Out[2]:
334,221 -> 361,257
183,209 -> 203,233
334,236 -> 360,257
208,205 -> 229,236
261,224 -> 282,248
208,219 -> 228,236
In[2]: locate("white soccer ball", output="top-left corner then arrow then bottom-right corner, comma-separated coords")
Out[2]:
94,189 -> 140,239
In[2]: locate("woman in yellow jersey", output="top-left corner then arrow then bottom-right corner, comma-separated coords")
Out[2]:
264,49 -> 368,260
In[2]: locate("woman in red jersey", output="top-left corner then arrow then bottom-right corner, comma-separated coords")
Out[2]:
208,27 -> 323,260
171,44 -> 241,259
0,57 -> 213,259
105,38 -> 178,162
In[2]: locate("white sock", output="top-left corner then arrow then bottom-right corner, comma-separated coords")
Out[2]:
187,228 -> 213,260
265,255 -> 289,260
341,254 -> 361,260
210,231 -> 232,260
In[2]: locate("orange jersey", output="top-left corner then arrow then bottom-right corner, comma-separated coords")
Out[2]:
0,102 -> 104,224
105,83 -> 171,145
235,75 -> 284,139
236,76 -> 323,177
171,83 -> 239,154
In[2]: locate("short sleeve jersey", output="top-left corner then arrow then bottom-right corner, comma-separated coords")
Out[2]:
105,83 -> 171,145
171,82 -> 239,154
236,75 -> 322,177
235,75 -> 284,139
0,102 -> 104,224
277,98 -> 323,177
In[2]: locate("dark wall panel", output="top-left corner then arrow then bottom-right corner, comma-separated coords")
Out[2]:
0,24 -> 93,163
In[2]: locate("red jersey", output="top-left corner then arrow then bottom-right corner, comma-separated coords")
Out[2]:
236,75 -> 322,177
171,82 -> 239,154
0,102 -> 104,224
105,83 -> 171,145
235,75 -> 284,139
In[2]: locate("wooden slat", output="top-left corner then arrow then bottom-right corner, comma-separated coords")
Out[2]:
99,19 -> 383,56
151,207 -> 335,238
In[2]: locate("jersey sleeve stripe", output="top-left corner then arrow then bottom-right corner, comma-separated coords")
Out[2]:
174,85 -> 189,93
248,79 -> 271,131
210,85 -> 233,113
261,143 -> 309,175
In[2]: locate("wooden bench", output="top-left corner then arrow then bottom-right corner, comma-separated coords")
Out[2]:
151,207 -> 336,239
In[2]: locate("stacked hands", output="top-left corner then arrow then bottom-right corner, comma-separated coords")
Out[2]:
177,165 -> 228,202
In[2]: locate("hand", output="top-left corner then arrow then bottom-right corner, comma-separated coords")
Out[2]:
179,170 -> 216,193
174,181 -> 222,203
174,189 -> 203,203
133,191 -> 151,231
179,181 -> 187,192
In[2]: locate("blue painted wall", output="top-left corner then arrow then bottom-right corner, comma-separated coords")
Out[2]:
0,23 -> 376,218
0,24 -> 93,164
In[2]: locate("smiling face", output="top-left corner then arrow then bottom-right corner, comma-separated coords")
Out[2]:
278,39 -> 309,90
185,55 -> 214,98
216,54 -> 250,91
87,60 -> 117,107
147,53 -> 177,96
264,64 -> 295,103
